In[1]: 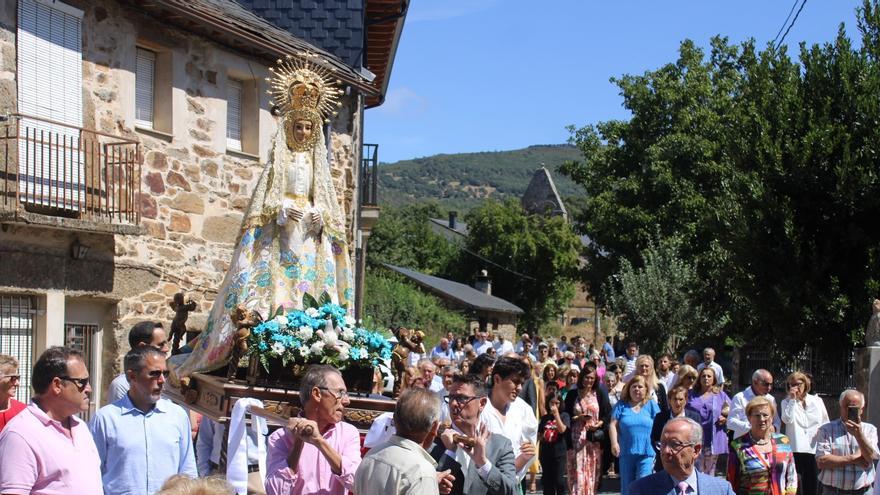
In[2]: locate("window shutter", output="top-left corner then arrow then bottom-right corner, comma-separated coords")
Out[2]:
17,0 -> 83,209
226,78 -> 243,151
135,48 -> 156,128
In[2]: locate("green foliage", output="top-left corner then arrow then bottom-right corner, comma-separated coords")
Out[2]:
363,270 -> 467,345
378,145 -> 584,212
606,238 -> 722,356
560,2 -> 880,353
454,199 -> 581,333
367,202 -> 460,276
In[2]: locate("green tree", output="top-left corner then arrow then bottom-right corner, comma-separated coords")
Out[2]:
606,238 -> 722,355
367,202 -> 458,276
363,270 -> 467,346
455,199 -> 581,333
560,1 -> 880,352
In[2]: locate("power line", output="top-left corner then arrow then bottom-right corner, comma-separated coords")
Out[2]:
775,0 -> 808,51
772,0 -> 800,46
457,246 -> 537,281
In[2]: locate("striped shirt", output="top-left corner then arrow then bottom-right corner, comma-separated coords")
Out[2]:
816,419 -> 878,490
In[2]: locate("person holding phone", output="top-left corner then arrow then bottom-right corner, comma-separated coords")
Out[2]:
780,372 -> 829,495
815,390 -> 878,495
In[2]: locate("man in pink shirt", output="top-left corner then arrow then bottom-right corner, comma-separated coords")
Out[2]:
0,346 -> 103,494
265,365 -> 362,495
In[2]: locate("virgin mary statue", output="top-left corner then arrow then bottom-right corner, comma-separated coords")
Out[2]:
173,56 -> 353,377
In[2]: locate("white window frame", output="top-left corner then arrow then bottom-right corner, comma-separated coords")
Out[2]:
226,78 -> 243,151
135,47 -> 156,129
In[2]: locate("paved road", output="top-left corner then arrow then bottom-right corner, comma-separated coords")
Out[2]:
531,475 -> 621,494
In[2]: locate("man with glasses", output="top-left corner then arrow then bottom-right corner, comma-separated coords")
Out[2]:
265,365 -> 362,495
630,417 -> 735,494
0,346 -> 103,493
436,373 -> 517,495
107,320 -> 170,403
0,354 -> 25,430
90,346 -> 197,494
728,369 -> 780,439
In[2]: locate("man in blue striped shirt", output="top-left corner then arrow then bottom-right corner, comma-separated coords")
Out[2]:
90,346 -> 197,494
816,389 -> 878,494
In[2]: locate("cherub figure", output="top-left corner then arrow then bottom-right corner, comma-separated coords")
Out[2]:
227,305 -> 263,381
391,327 -> 426,397
169,293 -> 197,355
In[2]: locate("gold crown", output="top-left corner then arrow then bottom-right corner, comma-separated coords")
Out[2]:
267,53 -> 343,124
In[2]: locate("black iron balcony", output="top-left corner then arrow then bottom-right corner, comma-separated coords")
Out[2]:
0,113 -> 141,228
360,143 -> 378,207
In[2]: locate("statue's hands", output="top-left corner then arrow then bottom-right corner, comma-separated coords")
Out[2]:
285,206 -> 305,222
309,211 -> 323,231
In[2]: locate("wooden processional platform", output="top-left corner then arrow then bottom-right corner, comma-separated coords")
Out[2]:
165,373 -> 395,431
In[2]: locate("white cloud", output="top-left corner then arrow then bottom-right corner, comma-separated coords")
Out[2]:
374,86 -> 429,117
408,0 -> 499,22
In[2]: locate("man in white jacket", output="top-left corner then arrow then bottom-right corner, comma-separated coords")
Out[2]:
728,369 -> 781,439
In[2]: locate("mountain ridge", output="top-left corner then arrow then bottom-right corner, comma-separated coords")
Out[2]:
377,144 -> 584,211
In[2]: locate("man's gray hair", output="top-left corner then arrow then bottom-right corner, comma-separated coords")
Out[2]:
124,346 -> 166,373
665,417 -> 703,446
703,347 -> 715,355
751,369 -> 771,383
839,389 -> 865,406
299,365 -> 341,407
393,388 -> 441,439
417,358 -> 435,370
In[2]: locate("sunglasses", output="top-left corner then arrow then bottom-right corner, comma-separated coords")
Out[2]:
147,370 -> 171,380
60,376 -> 90,391
445,394 -> 479,405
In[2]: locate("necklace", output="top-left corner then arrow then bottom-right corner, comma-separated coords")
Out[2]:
750,432 -> 770,445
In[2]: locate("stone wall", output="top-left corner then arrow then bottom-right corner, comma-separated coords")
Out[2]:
0,0 -> 363,393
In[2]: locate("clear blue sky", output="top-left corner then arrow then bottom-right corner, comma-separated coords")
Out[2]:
364,0 -> 863,163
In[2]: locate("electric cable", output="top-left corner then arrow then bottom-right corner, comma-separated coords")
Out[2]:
775,0 -> 808,51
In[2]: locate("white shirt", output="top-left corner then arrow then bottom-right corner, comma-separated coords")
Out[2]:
658,371 -> 676,391
494,340 -> 514,355
407,352 -> 422,367
728,386 -> 781,439
429,376 -> 445,393
106,373 -> 129,404
354,435 -> 439,495
697,361 -> 726,384
780,394 -> 829,453
480,397 -> 538,481
474,340 -> 494,356
196,418 -> 263,476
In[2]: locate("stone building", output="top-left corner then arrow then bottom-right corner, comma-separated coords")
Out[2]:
384,264 -> 523,340
0,0 -> 406,414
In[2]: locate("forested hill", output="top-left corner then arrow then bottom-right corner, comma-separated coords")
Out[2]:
377,145 -> 584,211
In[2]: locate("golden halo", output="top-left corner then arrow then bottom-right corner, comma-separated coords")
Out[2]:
267,53 -> 343,124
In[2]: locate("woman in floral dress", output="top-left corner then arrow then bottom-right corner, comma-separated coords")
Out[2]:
564,362 -> 610,495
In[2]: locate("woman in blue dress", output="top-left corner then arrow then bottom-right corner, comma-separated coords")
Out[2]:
609,374 -> 660,494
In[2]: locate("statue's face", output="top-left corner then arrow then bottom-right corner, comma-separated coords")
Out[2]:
293,119 -> 313,144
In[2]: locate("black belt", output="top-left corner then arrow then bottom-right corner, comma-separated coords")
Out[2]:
820,484 -> 872,495
209,461 -> 261,473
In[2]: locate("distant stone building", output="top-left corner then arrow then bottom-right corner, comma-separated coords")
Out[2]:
0,0 -> 405,413
521,167 -> 568,220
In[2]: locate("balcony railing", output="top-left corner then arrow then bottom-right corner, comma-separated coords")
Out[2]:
360,143 -> 378,207
0,113 -> 141,225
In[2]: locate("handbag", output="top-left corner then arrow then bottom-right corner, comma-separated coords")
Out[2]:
586,427 -> 605,443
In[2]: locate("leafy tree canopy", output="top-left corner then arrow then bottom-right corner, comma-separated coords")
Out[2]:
560,1 -> 880,353
454,199 -> 582,332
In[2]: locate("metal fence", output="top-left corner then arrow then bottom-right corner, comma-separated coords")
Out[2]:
0,113 -> 141,224
737,345 -> 855,396
0,295 -> 35,403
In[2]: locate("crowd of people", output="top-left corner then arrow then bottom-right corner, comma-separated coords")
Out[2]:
0,325 -> 877,495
